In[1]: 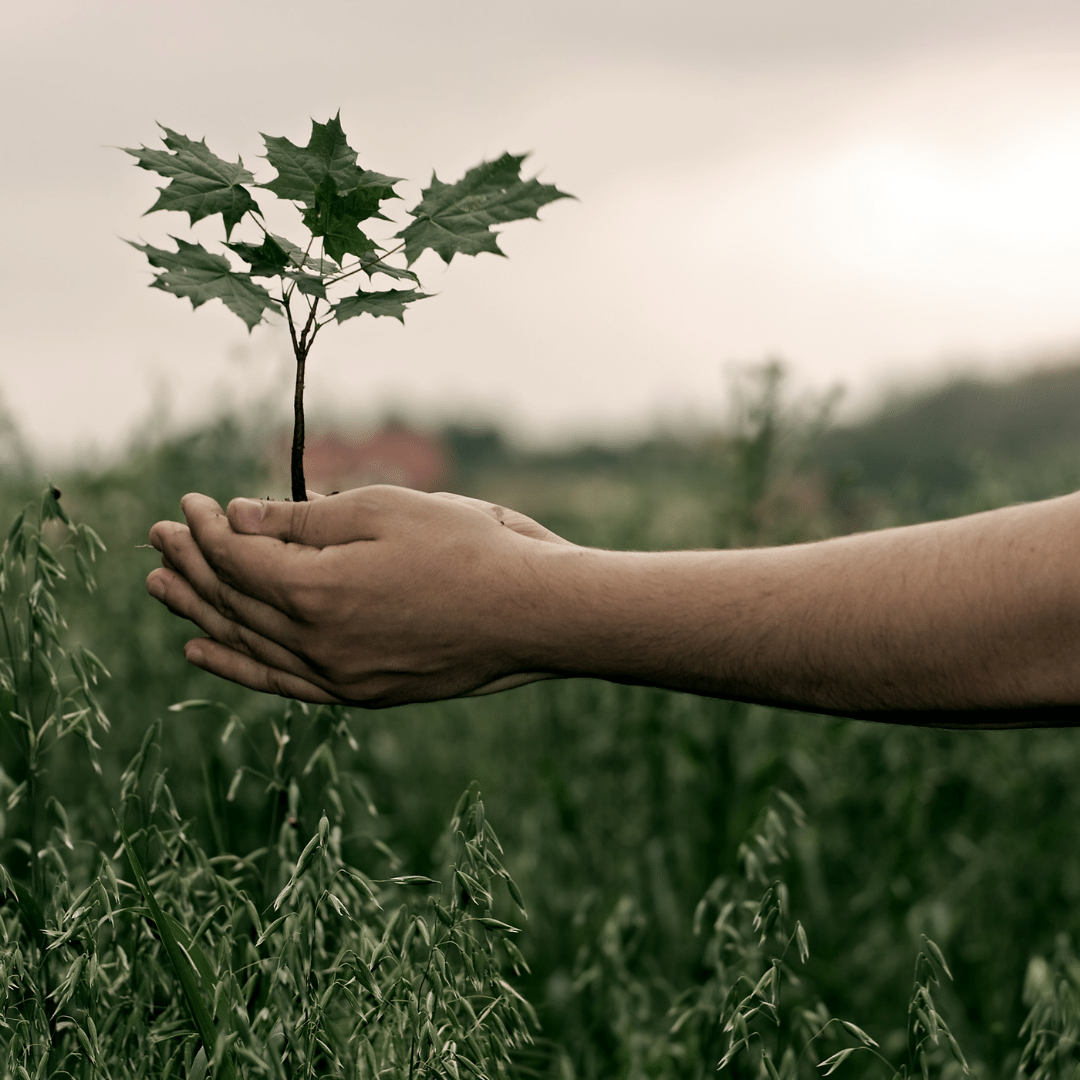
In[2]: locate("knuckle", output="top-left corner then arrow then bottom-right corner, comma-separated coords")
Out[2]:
289,499 -> 313,539
265,666 -> 291,699
227,623 -> 259,659
212,580 -> 243,622
290,586 -> 327,625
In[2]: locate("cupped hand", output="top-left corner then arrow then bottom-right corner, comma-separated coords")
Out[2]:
146,486 -> 573,707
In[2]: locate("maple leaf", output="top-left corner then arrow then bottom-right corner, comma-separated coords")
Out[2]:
396,153 -> 573,265
228,234 -> 340,279
260,114 -> 401,206
123,126 -> 260,238
300,176 -> 381,264
226,235 -> 291,277
355,254 -> 420,285
273,235 -> 339,273
331,288 -> 432,324
128,238 -> 280,331
283,271 -> 327,300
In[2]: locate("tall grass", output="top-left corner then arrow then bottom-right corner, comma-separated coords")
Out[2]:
5,364 -> 1080,1075
0,491 -> 533,1078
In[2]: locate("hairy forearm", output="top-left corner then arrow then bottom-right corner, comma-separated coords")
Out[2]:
517,493 -> 1080,726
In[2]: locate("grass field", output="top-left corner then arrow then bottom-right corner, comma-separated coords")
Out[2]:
4,361 -> 1080,1077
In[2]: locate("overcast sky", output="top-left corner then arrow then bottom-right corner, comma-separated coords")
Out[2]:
5,0 -> 1080,462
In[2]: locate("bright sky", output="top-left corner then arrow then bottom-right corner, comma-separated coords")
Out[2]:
5,0 -> 1080,462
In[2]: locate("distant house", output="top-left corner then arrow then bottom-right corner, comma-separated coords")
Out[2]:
293,425 -> 449,493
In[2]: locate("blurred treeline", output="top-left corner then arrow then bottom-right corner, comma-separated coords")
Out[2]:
6,358 -> 1080,1077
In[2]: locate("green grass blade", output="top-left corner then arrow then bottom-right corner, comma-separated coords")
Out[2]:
158,908 -> 220,993
115,813 -> 235,1080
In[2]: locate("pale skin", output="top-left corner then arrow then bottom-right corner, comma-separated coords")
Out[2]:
146,485 -> 1080,728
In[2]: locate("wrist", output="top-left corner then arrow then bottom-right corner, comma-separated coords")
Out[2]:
507,543 -> 683,686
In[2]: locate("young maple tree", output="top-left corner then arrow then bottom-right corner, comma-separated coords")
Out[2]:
123,114 -> 570,500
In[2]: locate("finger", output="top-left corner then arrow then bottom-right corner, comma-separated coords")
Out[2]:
183,638 -> 343,705
149,514 -> 193,553
151,514 -> 305,644
149,520 -> 187,576
180,493 -> 337,615
224,487 -> 391,547
224,485 -> 568,550
147,566 -> 324,683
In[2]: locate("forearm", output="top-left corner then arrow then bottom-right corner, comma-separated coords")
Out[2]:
518,493 -> 1080,725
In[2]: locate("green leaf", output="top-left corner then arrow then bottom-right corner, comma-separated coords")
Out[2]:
226,235 -> 291,277
300,176 -> 381,264
273,234 -> 338,272
355,168 -> 406,194
397,152 -> 572,265
232,233 -> 338,275
284,271 -> 327,300
356,254 -> 420,285
129,238 -> 280,331
124,125 -> 259,238
331,288 -> 431,324
115,814 -> 235,1080
260,113 -> 401,206
157,909 -> 219,995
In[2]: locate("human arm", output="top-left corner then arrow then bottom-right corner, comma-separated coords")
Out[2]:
146,485 -> 1080,725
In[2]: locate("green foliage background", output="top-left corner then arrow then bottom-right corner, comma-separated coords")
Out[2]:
4,359 -> 1080,1077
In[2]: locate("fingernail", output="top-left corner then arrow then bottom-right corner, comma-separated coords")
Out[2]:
147,576 -> 165,601
185,643 -> 205,666
231,498 -> 266,533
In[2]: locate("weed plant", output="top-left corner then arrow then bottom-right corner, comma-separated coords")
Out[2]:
5,363 -> 1080,1075
0,492 -> 533,1077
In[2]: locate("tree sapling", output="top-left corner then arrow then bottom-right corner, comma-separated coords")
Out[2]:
123,114 -> 571,500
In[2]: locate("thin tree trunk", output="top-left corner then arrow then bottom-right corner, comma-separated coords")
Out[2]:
291,350 -> 307,502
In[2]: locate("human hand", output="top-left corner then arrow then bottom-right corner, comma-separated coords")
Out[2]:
146,486 -> 573,707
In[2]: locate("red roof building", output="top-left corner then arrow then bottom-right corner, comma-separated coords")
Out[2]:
289,426 -> 449,493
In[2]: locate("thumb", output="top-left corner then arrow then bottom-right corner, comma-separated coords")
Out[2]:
227,490 -> 369,548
